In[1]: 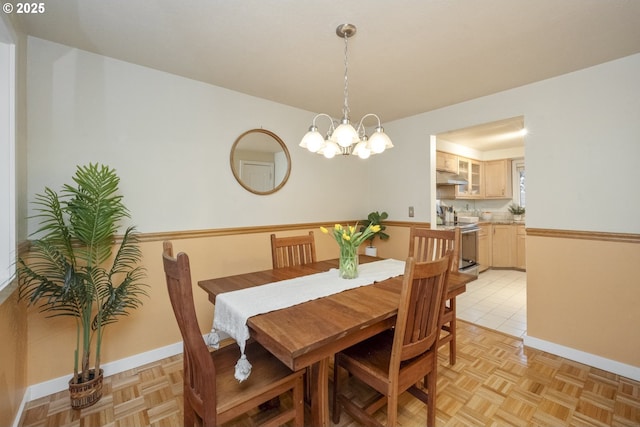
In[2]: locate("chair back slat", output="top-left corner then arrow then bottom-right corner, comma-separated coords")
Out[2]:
393,255 -> 451,362
271,231 -> 317,269
408,227 -> 460,272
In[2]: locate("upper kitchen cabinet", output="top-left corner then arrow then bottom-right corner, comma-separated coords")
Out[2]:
436,151 -> 458,173
455,156 -> 483,199
484,159 -> 513,199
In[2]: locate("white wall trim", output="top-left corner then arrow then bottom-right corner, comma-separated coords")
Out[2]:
524,335 -> 640,381
11,388 -> 30,427
0,19 -> 17,292
26,341 -> 184,401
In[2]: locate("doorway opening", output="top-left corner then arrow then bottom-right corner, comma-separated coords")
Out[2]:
431,116 -> 527,337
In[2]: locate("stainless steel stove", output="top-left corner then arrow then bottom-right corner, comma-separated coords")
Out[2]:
437,222 -> 480,276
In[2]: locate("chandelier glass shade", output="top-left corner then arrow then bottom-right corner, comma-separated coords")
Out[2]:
299,24 -> 393,159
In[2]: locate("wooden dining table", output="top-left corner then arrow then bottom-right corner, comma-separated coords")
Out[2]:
198,255 -> 476,426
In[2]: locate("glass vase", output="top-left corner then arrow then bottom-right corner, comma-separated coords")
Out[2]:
339,245 -> 359,279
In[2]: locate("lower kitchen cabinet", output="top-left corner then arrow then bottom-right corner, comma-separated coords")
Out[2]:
516,224 -> 526,270
478,223 -> 491,272
477,223 -> 526,271
492,224 -> 515,267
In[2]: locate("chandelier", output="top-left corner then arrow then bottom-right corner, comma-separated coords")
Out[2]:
299,24 -> 393,159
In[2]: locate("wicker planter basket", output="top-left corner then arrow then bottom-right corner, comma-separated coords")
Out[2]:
69,369 -> 103,409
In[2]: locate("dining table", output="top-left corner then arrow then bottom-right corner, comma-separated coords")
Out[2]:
198,255 -> 476,426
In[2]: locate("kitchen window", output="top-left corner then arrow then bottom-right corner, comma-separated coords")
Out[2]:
512,159 -> 525,207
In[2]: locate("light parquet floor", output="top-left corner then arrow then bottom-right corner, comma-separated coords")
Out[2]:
20,320 -> 640,427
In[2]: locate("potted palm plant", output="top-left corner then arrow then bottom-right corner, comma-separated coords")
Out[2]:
360,211 -> 390,257
17,163 -> 147,409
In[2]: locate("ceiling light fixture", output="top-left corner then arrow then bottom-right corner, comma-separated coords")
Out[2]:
299,24 -> 393,159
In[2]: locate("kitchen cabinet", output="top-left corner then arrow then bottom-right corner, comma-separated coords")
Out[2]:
455,157 -> 483,199
436,151 -> 458,173
480,223 -> 526,270
478,223 -> 491,272
516,225 -> 526,270
484,159 -> 512,199
436,151 -> 516,201
491,224 -> 516,267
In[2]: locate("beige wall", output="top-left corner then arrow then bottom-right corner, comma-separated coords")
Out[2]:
527,235 -> 640,366
13,221 -> 640,406
22,224 -> 640,387
25,223 -> 414,385
0,286 -> 27,427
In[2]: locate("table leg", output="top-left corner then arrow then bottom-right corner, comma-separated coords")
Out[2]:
309,358 -> 330,427
449,297 -> 457,365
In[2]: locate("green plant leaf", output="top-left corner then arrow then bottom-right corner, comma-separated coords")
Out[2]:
16,163 -> 147,382
359,211 -> 390,244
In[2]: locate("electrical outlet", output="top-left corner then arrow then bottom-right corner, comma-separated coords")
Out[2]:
408,206 -> 414,217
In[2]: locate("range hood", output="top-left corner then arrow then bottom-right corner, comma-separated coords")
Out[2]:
436,171 -> 468,185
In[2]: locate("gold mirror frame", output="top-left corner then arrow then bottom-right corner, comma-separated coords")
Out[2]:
230,129 -> 291,195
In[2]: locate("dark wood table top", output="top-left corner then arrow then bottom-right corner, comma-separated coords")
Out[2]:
197,256 -> 474,371
198,255 -> 476,426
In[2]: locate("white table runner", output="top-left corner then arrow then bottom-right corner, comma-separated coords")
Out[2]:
207,258 -> 406,381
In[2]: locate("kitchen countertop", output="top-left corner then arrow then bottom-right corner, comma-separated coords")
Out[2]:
435,219 -> 526,227
479,220 -> 526,225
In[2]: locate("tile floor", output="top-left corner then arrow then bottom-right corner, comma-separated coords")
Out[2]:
456,268 -> 527,337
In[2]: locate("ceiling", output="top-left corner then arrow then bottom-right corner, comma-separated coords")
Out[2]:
437,116 -> 526,151
12,0 -> 640,148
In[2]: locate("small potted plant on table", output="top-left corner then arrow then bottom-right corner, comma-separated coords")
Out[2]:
360,211 -> 390,257
17,163 -> 147,409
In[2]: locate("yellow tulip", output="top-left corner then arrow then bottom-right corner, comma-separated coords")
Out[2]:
371,225 -> 381,233
334,224 -> 342,231
342,233 -> 351,241
349,226 -> 355,234
320,226 -> 328,234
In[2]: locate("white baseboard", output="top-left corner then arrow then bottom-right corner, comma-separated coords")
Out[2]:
523,335 -> 640,381
12,388 -> 30,427
27,341 -> 183,401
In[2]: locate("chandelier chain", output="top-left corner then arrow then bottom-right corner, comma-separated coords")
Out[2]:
342,32 -> 350,120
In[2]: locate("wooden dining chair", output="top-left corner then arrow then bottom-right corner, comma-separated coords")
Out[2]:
162,241 -> 305,427
270,231 -> 318,402
270,231 -> 317,269
408,226 -> 460,365
332,255 -> 452,427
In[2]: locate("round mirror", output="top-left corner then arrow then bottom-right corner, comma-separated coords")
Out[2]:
230,129 -> 291,195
